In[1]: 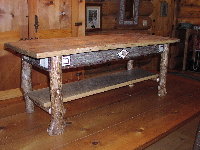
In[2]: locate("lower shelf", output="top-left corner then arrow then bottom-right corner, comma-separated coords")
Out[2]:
28,69 -> 158,109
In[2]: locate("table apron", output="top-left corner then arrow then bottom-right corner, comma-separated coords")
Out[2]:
23,45 -> 163,71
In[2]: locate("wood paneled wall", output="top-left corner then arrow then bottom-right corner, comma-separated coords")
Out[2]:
86,0 -> 119,30
169,0 -> 200,69
86,0 -> 154,30
178,0 -> 200,25
0,0 -> 28,91
0,0 -> 84,92
118,0 -> 153,30
150,0 -> 175,37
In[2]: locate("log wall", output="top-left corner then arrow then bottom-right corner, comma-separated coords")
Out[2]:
170,0 -> 200,69
86,0 -> 154,30
177,0 -> 200,25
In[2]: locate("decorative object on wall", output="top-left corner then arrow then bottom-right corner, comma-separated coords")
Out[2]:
160,1 -> 168,17
86,4 -> 102,31
119,0 -> 140,25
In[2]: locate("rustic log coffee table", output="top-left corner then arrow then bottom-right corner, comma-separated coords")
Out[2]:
5,33 -> 179,136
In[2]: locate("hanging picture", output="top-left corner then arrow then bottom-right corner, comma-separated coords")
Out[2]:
160,1 -> 168,17
86,4 -> 102,31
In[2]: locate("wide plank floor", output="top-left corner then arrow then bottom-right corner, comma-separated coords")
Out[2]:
145,114 -> 200,150
0,74 -> 200,150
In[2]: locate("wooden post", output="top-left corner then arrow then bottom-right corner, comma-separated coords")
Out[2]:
47,56 -> 65,136
158,44 -> 169,97
21,56 -> 34,113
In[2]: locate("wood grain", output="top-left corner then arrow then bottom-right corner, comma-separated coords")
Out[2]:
0,88 -> 22,101
0,31 -> 20,56
177,17 -> 200,25
47,56 -> 65,135
0,0 -> 84,92
0,74 -> 199,150
28,69 -> 158,108
35,29 -> 72,39
179,5 -> 200,18
177,0 -> 200,24
139,0 -> 154,16
180,0 -> 200,7
150,0 -> 175,37
21,56 -> 34,113
0,0 -> 28,91
0,0 -> 28,33
72,0 -> 85,37
5,32 -> 179,59
118,16 -> 152,30
0,53 -> 21,91
27,0 -> 84,93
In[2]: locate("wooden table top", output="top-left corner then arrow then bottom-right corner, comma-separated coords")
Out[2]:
4,32 -> 179,59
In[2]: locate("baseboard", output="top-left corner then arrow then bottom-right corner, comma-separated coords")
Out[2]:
0,88 -> 23,101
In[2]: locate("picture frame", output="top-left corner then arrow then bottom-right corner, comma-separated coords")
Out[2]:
160,1 -> 168,17
118,0 -> 140,25
86,4 -> 102,31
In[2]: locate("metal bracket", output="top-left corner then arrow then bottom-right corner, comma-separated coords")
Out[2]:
75,22 -> 82,26
34,15 -> 39,33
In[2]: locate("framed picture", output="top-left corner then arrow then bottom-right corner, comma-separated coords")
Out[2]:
160,1 -> 168,17
86,4 -> 102,31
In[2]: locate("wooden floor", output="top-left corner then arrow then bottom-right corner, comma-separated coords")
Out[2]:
0,73 -> 200,150
145,114 -> 200,150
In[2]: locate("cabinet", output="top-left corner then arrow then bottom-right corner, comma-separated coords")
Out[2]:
0,0 -> 85,91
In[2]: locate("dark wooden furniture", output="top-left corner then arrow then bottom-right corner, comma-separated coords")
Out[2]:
4,32 -> 179,136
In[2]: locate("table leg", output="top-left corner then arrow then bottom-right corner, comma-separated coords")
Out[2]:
21,56 -> 34,113
127,60 -> 134,70
158,44 -> 169,97
127,60 -> 134,88
47,56 -> 66,136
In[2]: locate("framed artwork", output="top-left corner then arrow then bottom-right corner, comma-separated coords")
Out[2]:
160,1 -> 168,17
118,0 -> 140,25
86,4 -> 102,31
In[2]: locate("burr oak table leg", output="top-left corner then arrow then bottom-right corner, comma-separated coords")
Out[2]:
158,44 -> 169,97
21,56 -> 34,113
127,60 -> 134,70
127,60 -> 134,87
47,56 -> 66,136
